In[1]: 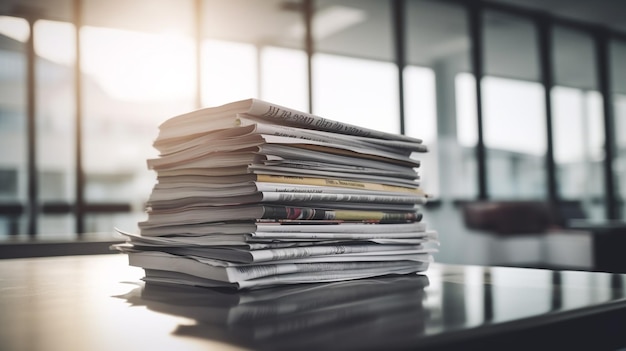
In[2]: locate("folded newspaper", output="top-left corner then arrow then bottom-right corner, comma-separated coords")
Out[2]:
114,98 -> 438,289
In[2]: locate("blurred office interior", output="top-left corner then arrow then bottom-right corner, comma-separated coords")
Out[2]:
1,0 -> 626,269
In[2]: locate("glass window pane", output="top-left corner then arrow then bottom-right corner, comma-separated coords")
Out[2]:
313,54 -> 399,132
483,77 -> 546,155
201,39 -> 257,106
315,0 -> 393,61
404,66 -> 438,195
0,16 -> 29,235
551,26 -> 604,221
553,27 -> 597,90
483,11 -> 546,199
312,0 -> 398,132
261,46 -> 308,112
406,0 -> 471,199
202,0 -> 307,108
484,12 -> 539,81
82,0 -> 196,233
455,72 -> 479,198
455,73 -> 478,148
612,39 -> 626,218
34,19 -> 77,236
552,88 -> 605,205
86,213 -> 138,235
39,214 -> 74,238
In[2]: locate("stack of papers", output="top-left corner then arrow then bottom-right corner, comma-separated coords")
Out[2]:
115,98 -> 438,289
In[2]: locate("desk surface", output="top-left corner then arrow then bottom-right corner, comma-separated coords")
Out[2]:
1,254 -> 626,351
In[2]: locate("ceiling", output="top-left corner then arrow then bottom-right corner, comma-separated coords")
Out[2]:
1,0 -> 625,92
1,0 -> 625,34
486,0 -> 626,34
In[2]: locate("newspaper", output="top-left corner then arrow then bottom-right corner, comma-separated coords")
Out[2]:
116,228 -> 437,246
157,98 -> 423,144
140,204 -> 422,228
124,250 -> 431,284
141,244 -> 432,264
148,182 -> 425,202
261,144 -> 419,174
156,119 -> 426,156
148,133 -> 419,170
135,221 -> 428,237
147,191 -> 426,211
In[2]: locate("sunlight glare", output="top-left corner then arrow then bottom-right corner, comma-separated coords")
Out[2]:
482,76 -> 546,155
261,46 -> 308,112
312,53 -> 399,134
455,73 -> 478,147
552,86 -> 584,163
0,15 -> 29,42
80,26 -> 195,102
201,39 -> 257,107
34,20 -> 76,65
404,66 -> 437,143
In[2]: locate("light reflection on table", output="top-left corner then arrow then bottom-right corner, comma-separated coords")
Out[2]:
1,254 -> 625,351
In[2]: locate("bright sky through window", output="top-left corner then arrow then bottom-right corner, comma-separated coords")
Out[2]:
455,73 -> 478,147
483,76 -> 546,156
34,20 -> 76,65
312,53 -> 399,134
81,26 -> 196,101
404,65 -> 437,143
0,16 -> 29,42
201,39 -> 257,107
260,46 -> 308,113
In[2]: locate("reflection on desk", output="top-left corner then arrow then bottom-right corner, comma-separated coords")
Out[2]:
121,275 -> 430,350
1,254 -> 626,350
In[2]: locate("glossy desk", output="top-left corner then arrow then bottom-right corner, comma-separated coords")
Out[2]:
1,254 -> 625,351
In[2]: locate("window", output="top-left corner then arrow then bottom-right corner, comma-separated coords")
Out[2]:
312,0 -> 398,132
261,46 -> 308,112
455,72 -> 479,198
313,54 -> 399,133
81,0 -> 196,233
404,66 -> 438,196
551,26 -> 604,220
34,19 -> 77,236
1,0 -> 625,240
201,39 -> 258,106
405,0 -> 470,199
201,0 -> 308,109
483,11 -> 546,199
0,16 -> 29,235
611,39 -> 626,218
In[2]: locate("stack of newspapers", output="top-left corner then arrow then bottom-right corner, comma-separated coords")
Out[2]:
115,98 -> 438,289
